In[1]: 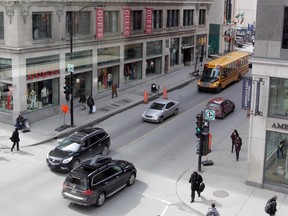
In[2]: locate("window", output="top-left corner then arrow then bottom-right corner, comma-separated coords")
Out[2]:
153,10 -> 162,29
0,12 -> 3,39
131,10 -> 142,31
282,7 -> 288,49
104,11 -> 119,33
147,41 -> 162,56
183,10 -> 194,26
167,10 -> 179,28
32,12 -> 52,39
66,11 -> 90,37
124,43 -> 142,60
269,78 -> 288,117
199,9 -> 206,25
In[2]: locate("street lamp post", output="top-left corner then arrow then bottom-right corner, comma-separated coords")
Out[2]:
69,13 -> 74,127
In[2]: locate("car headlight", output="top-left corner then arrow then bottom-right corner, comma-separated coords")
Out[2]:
62,156 -> 73,164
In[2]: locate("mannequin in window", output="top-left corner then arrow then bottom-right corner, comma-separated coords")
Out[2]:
30,89 -> 37,109
41,86 -> 48,106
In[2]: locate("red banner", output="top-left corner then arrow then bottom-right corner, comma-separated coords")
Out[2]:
123,8 -> 130,37
96,8 -> 104,39
145,8 -> 153,34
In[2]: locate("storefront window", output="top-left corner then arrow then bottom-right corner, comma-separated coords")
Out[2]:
147,40 -> 162,56
170,38 -> 179,66
124,44 -> 142,60
0,58 -> 12,81
264,130 -> 288,188
66,50 -> 92,72
0,12 -> 4,39
0,84 -> 13,112
97,66 -> 119,92
70,72 -> 92,98
146,57 -> 161,76
269,78 -> 288,118
27,78 -> 59,110
98,47 -> 120,66
124,61 -> 142,81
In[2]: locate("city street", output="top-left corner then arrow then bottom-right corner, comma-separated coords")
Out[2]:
0,74 -> 251,216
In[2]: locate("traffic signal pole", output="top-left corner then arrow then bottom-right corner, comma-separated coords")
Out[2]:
196,111 -> 204,172
198,132 -> 203,172
70,72 -> 74,126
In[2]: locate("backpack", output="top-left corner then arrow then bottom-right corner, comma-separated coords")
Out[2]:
265,201 -> 271,214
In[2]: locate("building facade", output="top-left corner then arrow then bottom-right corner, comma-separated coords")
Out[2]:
0,0 -> 212,124
248,1 -> 288,193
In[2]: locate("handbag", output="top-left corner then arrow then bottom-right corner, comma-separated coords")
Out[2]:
10,137 -> 14,142
199,182 -> 205,192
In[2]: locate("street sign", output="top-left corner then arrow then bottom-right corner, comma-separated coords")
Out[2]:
205,109 -> 215,120
67,64 -> 74,73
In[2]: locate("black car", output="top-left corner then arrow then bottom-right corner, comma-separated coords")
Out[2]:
46,127 -> 110,172
62,156 -> 137,207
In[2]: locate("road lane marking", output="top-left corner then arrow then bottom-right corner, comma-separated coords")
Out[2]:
142,193 -> 171,205
160,205 -> 169,216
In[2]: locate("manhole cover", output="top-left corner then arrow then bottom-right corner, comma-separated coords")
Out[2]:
213,190 -> 229,198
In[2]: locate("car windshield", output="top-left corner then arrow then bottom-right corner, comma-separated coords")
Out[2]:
207,103 -> 221,109
57,137 -> 81,152
202,67 -> 220,78
65,175 -> 87,190
150,102 -> 165,110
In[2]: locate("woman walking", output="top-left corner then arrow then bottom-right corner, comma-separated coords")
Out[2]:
11,128 -> 20,152
230,129 -> 239,153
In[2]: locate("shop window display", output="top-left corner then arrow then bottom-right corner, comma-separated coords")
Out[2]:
97,66 -> 119,91
0,84 -> 13,111
146,58 -> 161,76
27,79 -> 59,110
264,131 -> 288,188
124,62 -> 142,81
269,78 -> 288,118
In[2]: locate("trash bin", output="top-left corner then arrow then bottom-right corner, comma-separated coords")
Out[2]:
151,83 -> 158,92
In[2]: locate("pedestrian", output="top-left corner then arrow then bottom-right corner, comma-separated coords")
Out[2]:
189,171 -> 203,203
230,129 -> 239,153
87,95 -> 95,114
265,195 -> 277,216
206,203 -> 220,216
277,140 -> 285,159
79,93 -> 86,110
10,128 -> 20,152
235,136 -> 242,161
112,81 -> 118,98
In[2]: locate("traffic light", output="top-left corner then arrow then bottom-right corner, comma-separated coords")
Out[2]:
195,112 -> 203,137
64,75 -> 71,100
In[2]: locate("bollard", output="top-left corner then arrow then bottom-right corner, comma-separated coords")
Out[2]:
163,87 -> 168,99
143,90 -> 148,104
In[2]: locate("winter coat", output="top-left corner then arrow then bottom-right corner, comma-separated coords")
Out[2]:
112,83 -> 118,93
12,130 -> 20,142
206,207 -> 220,216
235,137 -> 242,151
189,172 -> 203,190
79,94 -> 86,103
268,197 -> 277,214
87,96 -> 94,107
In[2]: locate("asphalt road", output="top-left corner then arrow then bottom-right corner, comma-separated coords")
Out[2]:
0,73 -> 250,216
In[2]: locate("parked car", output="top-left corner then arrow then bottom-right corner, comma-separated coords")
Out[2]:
206,97 -> 235,119
142,99 -> 179,123
46,127 -> 110,172
62,156 -> 137,207
235,36 -> 244,48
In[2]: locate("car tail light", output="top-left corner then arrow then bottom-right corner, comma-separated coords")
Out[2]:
82,190 -> 93,196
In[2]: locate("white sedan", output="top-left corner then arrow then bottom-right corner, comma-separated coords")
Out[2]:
142,99 -> 179,123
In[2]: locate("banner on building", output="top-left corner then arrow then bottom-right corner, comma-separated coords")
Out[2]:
123,8 -> 130,37
145,8 -> 153,34
241,76 -> 252,110
96,8 -> 104,39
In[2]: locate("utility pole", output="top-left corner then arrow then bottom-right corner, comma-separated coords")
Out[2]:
69,12 -> 74,126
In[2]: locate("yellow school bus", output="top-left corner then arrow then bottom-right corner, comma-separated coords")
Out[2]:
197,51 -> 249,93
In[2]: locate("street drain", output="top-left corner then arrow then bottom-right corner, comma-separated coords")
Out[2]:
213,190 -> 229,198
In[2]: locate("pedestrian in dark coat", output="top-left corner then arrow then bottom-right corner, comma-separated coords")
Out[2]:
267,195 -> 277,216
11,128 -> 20,152
189,171 -> 203,203
230,129 -> 239,153
112,81 -> 118,98
79,93 -> 86,110
235,136 -> 242,161
86,95 -> 95,114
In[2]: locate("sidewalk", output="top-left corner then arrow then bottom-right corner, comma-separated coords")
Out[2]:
1,53 -> 287,215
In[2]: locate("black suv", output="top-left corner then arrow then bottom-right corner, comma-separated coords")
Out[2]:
46,127 -> 110,172
62,156 -> 137,207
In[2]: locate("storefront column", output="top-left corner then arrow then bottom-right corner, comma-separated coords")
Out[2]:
12,54 -> 26,119
119,45 -> 125,87
59,52 -> 67,105
92,48 -> 98,97
142,42 -> 147,79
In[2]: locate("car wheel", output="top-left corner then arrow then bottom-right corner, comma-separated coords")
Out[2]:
237,74 -> 242,82
101,145 -> 109,156
216,85 -> 221,93
127,172 -> 136,186
95,192 -> 106,207
174,108 -> 178,115
159,116 -> 164,123
71,160 -> 80,169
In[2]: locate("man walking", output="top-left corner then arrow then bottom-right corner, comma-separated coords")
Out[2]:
206,203 -> 220,216
87,95 -> 95,114
235,136 -> 242,161
230,129 -> 239,153
112,81 -> 118,98
11,128 -> 20,152
79,93 -> 86,110
189,171 -> 203,203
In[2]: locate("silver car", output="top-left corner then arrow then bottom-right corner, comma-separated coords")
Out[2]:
142,99 -> 179,123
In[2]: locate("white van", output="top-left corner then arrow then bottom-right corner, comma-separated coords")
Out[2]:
235,36 -> 244,48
